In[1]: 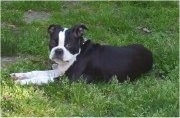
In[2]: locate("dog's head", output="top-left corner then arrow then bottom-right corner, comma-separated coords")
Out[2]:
48,24 -> 88,64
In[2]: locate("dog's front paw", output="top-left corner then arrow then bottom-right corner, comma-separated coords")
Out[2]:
15,79 -> 35,85
10,73 -> 30,80
14,76 -> 54,85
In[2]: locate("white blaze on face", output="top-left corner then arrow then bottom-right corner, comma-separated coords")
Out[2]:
58,28 -> 67,47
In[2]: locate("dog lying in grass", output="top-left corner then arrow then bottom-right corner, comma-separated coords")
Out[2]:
10,24 -> 153,84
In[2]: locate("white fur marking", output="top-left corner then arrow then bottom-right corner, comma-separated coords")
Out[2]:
10,65 -> 64,85
58,28 -> 67,47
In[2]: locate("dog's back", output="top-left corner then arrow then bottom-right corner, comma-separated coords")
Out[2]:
67,41 -> 153,83
120,44 -> 153,81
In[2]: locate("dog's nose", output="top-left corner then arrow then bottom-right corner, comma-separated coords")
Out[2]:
55,48 -> 63,55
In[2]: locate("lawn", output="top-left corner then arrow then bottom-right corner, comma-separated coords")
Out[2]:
1,1 -> 179,117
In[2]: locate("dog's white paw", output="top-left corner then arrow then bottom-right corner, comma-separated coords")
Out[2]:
15,79 -> 36,85
15,79 -> 28,85
10,73 -> 30,80
14,76 -> 54,85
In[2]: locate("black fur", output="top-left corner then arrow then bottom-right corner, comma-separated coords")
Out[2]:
65,40 -> 153,83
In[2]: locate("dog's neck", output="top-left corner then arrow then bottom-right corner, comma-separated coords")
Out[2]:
56,56 -> 77,74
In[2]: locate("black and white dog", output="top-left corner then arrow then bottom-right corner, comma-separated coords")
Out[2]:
10,24 -> 153,84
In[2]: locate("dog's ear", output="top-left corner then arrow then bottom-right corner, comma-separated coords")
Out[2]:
48,24 -> 61,34
73,24 -> 88,38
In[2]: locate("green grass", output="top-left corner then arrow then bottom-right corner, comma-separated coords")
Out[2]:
1,1 -> 179,117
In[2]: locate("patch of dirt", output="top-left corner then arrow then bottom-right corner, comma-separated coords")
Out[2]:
1,56 -> 19,68
1,55 -> 52,69
1,22 -> 20,35
61,1 -> 81,8
1,22 -> 7,28
1,22 -> 17,29
23,10 -> 51,24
